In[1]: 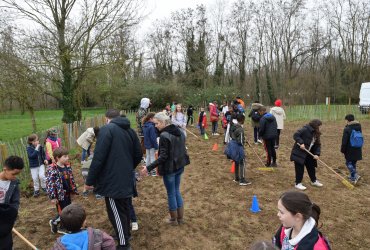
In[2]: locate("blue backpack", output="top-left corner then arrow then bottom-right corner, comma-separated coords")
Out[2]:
350,130 -> 364,148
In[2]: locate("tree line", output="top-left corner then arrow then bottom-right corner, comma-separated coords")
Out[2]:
0,0 -> 369,123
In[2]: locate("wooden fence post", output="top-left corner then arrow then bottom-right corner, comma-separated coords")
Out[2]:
63,123 -> 69,149
0,144 -> 8,165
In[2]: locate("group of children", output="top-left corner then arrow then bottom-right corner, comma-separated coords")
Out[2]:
0,96 -> 364,249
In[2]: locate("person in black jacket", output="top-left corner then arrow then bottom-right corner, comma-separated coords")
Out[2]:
341,114 -> 362,184
258,106 -> 278,167
291,119 -> 323,190
141,112 -> 190,226
85,109 -> 142,250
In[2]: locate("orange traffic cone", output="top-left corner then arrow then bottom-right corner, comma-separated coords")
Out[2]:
230,161 -> 235,173
212,143 -> 218,151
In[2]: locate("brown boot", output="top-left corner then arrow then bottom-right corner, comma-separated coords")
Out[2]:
167,210 -> 178,226
177,207 -> 184,225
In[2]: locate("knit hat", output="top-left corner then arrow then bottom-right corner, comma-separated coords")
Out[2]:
49,127 -> 59,135
275,99 -> 282,107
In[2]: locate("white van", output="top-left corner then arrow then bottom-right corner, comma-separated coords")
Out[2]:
359,82 -> 370,113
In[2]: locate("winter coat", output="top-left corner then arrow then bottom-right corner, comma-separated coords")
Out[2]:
26,144 -> 46,168
3,179 -> 20,210
0,204 -> 18,250
146,124 -> 190,176
248,103 -> 263,127
86,117 -> 142,199
258,113 -> 278,140
270,106 -> 286,130
45,137 -> 62,161
290,125 -> 320,167
172,112 -> 186,128
77,128 -> 95,150
46,163 -> 78,201
52,227 -> 116,250
136,98 -> 150,136
230,123 -> 245,146
341,121 -> 362,161
143,121 -> 158,150
209,103 -> 219,122
198,112 -> 208,128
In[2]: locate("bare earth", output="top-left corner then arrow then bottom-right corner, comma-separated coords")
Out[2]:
13,121 -> 370,249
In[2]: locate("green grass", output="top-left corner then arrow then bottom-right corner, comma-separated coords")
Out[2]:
0,108 -> 137,142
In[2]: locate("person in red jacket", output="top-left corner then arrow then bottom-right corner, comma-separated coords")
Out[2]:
198,107 -> 208,136
209,101 -> 220,135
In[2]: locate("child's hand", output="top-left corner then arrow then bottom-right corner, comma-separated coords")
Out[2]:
140,166 -> 148,177
50,199 -> 58,204
313,155 -> 319,160
300,144 -> 306,150
44,160 -> 48,165
84,184 -> 94,191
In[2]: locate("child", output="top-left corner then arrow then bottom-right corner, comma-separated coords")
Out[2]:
0,156 -> 24,249
341,114 -> 362,184
186,105 -> 194,126
209,101 -> 220,135
45,127 -> 62,164
270,99 -> 286,149
258,106 -> 278,167
198,107 -> 208,136
248,101 -> 263,144
291,119 -> 324,190
52,203 -> 115,250
172,103 -> 187,137
77,127 -> 99,163
143,112 -> 159,176
225,113 -> 251,186
26,134 -> 48,197
46,147 -> 78,234
222,105 -> 233,144
273,191 -> 331,250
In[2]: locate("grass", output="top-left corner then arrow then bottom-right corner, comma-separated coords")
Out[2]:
0,108 -> 137,142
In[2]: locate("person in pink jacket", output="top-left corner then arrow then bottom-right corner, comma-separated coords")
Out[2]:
209,101 -> 220,135
45,127 -> 62,164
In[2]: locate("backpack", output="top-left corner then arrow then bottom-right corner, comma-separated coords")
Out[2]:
251,111 -> 261,122
350,129 -> 364,148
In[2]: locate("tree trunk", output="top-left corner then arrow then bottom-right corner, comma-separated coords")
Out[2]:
28,106 -> 37,132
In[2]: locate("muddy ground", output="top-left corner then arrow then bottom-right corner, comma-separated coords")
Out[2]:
13,121 -> 370,249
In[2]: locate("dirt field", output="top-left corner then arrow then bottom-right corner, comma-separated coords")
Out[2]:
13,121 -> 370,249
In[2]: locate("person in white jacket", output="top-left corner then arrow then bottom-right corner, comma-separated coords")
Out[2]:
270,99 -> 286,149
77,127 -> 100,163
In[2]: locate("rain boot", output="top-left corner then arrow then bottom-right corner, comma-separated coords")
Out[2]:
177,206 -> 184,225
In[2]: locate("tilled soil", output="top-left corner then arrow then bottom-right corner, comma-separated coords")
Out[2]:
13,121 -> 370,249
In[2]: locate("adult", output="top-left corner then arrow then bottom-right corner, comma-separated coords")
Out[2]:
209,101 -> 220,135
136,97 -> 151,158
141,112 -> 190,225
85,109 -> 142,250
270,99 -> 286,149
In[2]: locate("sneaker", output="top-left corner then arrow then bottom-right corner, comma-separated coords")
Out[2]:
33,190 -> 40,197
131,222 -> 138,231
49,220 -> 58,234
57,227 -> 70,235
41,187 -> 47,193
295,183 -> 307,190
214,133 -> 220,136
265,163 -> 271,167
354,175 -> 361,184
257,139 -> 263,144
311,180 -> 323,187
270,162 -> 277,167
239,180 -> 252,186
82,191 -> 89,197
233,179 -> 240,183
254,142 -> 259,145
150,170 -> 157,176
95,194 -> 104,200
274,145 -> 279,149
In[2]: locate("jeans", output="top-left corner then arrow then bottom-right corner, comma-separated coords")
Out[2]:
345,160 -> 358,180
263,139 -> 276,165
212,122 -> 218,134
146,148 -> 156,165
199,124 -> 205,135
81,145 -> 91,161
162,167 -> 184,211
30,165 -> 46,191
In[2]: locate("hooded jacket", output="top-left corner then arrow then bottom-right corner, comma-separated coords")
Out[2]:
146,124 -> 189,175
77,128 -> 95,150
86,117 -> 143,199
341,121 -> 362,161
0,204 -> 18,250
248,103 -> 263,127
26,144 -> 46,168
52,227 -> 116,250
136,98 -> 150,136
258,113 -> 278,140
143,121 -> 158,150
270,107 -> 286,130
290,125 -> 320,166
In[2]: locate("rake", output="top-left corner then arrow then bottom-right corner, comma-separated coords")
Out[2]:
246,140 -> 275,171
297,143 -> 354,190
12,228 -> 39,250
185,128 -> 200,139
